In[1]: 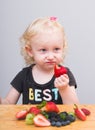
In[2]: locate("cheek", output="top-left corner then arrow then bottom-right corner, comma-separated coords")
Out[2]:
33,54 -> 44,61
56,54 -> 63,62
57,53 -> 63,59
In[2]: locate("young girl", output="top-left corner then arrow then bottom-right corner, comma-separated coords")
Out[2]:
0,17 -> 79,104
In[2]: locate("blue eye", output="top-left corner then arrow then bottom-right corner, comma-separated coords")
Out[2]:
54,48 -> 60,51
39,49 -> 47,53
41,49 -> 46,52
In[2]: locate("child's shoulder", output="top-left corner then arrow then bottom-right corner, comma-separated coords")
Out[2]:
17,65 -> 33,78
22,65 -> 33,72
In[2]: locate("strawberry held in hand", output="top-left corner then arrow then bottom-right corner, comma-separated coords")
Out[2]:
45,101 -> 59,113
54,64 -> 67,77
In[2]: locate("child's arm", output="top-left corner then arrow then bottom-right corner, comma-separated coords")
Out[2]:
59,85 -> 79,104
0,87 -> 20,104
54,74 -> 79,104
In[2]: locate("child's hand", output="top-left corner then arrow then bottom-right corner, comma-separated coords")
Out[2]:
0,97 -> 1,104
54,74 -> 69,90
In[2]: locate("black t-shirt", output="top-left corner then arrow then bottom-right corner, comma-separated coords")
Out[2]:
11,64 -> 77,104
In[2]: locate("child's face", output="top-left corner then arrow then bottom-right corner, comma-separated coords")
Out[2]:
28,30 -> 64,70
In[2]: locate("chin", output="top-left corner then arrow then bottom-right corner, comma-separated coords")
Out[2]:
47,65 -> 54,69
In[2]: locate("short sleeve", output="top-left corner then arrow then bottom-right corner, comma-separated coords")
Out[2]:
66,68 -> 77,88
10,70 -> 24,93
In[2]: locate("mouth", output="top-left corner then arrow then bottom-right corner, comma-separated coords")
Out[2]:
46,62 -> 56,65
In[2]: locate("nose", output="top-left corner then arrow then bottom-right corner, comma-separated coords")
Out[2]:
46,52 -> 55,60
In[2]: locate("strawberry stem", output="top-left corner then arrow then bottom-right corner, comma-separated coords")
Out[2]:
37,101 -> 47,109
74,104 -> 78,109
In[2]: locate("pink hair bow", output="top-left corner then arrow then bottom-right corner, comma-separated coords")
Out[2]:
50,17 -> 57,21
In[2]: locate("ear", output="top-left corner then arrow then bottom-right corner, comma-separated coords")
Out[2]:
25,45 -> 33,57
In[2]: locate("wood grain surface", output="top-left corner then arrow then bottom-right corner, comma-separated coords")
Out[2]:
0,104 -> 95,130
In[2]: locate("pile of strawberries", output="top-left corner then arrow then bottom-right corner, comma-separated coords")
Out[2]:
15,101 -> 91,127
16,101 -> 59,126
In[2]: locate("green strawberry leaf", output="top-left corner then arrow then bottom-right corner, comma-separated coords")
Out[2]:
37,101 -> 47,109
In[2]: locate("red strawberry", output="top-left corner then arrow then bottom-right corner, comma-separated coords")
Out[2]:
29,106 -> 41,115
45,101 -> 59,113
54,64 -> 67,77
74,104 -> 86,121
16,109 -> 28,120
81,108 -> 91,116
33,114 -> 50,127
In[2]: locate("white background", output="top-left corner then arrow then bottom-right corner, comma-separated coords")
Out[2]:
0,0 -> 95,104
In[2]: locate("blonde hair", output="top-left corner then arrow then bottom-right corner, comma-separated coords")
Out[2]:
20,17 -> 68,66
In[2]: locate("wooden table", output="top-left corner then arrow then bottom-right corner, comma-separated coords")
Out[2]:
0,104 -> 95,130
